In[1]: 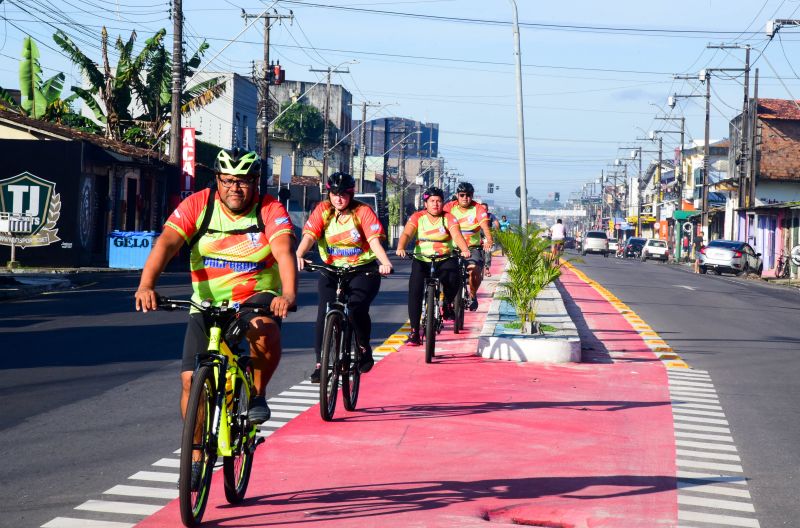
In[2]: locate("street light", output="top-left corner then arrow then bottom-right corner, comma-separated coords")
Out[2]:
508,0 -> 528,227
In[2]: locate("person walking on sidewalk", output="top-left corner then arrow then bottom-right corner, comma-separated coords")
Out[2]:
396,186 -> 470,346
484,205 -> 500,277
295,172 -> 394,383
443,182 -> 493,311
134,148 -> 297,427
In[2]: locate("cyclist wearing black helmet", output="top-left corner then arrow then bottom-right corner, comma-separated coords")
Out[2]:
443,181 -> 493,311
296,172 -> 394,381
396,186 -> 470,345
136,148 -> 297,428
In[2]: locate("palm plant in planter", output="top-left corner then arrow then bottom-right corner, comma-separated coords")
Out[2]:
494,224 -> 563,334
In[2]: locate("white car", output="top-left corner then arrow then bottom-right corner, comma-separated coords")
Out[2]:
608,240 -> 619,253
641,239 -> 669,262
581,230 -> 609,257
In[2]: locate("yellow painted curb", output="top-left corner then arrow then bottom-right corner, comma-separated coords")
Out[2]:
666,361 -> 689,368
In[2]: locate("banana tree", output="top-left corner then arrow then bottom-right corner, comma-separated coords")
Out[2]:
53,27 -> 165,140
0,36 -> 77,122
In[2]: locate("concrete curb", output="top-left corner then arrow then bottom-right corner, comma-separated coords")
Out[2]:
0,276 -> 73,301
476,269 -> 581,363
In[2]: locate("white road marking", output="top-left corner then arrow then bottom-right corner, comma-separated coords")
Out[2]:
677,459 -> 744,473
678,509 -> 760,527
42,518 -> 135,528
677,470 -> 748,485
269,397 -> 317,405
269,411 -> 301,419
675,431 -> 734,442
676,439 -> 738,452
268,404 -> 312,411
128,471 -> 178,483
672,414 -> 730,426
678,494 -> 755,512
671,395 -> 721,405
278,391 -> 319,399
670,379 -> 715,388
676,285 -> 696,291
676,449 -> 741,462
151,458 -> 179,468
672,408 -> 727,418
674,423 -> 731,434
673,402 -> 724,411
103,485 -> 178,500
75,500 -> 163,516
678,481 -> 751,498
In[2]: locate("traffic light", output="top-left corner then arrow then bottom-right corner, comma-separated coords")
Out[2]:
554,192 -> 560,202
488,183 -> 494,193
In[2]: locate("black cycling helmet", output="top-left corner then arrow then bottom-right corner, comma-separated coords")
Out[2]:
456,182 -> 474,196
326,172 -> 356,194
214,147 -> 261,176
422,186 -> 444,201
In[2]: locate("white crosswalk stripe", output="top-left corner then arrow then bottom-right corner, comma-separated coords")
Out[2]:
42,518 -> 135,528
75,500 -> 163,516
668,367 -> 760,528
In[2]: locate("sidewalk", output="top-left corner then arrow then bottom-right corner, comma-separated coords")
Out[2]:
136,257 -> 677,528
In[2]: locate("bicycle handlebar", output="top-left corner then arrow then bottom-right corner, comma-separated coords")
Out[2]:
302,260 -> 394,275
156,297 -> 296,315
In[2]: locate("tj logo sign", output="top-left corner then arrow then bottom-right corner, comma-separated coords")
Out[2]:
0,172 -> 61,248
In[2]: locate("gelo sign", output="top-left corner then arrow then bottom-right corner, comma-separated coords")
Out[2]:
112,236 -> 152,248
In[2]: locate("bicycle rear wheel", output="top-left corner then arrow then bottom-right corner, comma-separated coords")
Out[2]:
223,368 -> 255,504
320,311 -> 343,421
341,326 -> 360,411
425,285 -> 437,364
179,366 -> 216,527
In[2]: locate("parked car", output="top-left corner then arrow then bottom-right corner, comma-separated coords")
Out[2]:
608,239 -> 619,253
699,240 -> 763,276
581,230 -> 609,257
622,237 -> 646,258
641,239 -> 669,262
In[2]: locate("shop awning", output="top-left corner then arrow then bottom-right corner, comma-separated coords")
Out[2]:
673,210 -> 698,220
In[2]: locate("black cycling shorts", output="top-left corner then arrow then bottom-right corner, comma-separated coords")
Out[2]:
466,247 -> 485,267
181,292 -> 281,372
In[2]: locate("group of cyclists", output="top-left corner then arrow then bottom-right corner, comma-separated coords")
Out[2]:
134,148 -> 497,430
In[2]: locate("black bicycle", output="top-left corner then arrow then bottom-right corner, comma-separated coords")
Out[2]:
414,253 -> 454,363
303,262 -> 381,421
157,297 -> 288,526
453,255 -> 469,334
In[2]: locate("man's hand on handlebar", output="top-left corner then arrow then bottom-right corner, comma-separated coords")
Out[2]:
379,263 -> 393,275
396,248 -> 407,259
459,248 -> 471,259
295,253 -> 307,271
270,294 -> 296,318
135,287 -> 159,313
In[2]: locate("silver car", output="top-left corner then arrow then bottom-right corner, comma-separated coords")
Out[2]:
581,230 -> 609,257
699,240 -> 763,276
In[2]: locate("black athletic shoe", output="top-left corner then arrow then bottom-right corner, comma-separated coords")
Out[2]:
247,395 -> 270,425
406,330 -> 421,346
358,345 -> 374,373
310,364 -> 321,383
442,303 -> 455,320
468,297 -> 479,311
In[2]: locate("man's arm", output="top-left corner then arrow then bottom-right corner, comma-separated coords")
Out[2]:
135,228 -> 185,312
270,233 -> 297,318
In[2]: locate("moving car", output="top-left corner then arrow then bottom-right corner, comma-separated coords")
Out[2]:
564,236 -> 576,249
699,240 -> 763,276
641,239 -> 669,262
608,239 -> 619,253
581,230 -> 609,257
622,237 -> 646,258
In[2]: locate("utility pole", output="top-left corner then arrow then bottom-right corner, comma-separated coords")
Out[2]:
352,101 -> 380,192
701,70 -> 711,241
399,137 -> 406,225
749,69 -> 759,207
169,0 -> 183,166
310,64 -> 350,190
243,10 -> 293,188
656,135 -> 663,224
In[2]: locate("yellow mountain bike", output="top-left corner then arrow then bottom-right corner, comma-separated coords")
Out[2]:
158,297 -> 274,527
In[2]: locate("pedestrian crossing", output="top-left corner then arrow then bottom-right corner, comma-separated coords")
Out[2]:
39,350 -> 395,528
669,367 -> 761,528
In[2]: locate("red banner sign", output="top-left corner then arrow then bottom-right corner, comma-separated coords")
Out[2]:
181,128 -> 196,193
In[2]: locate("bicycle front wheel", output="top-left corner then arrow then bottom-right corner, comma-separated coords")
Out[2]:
341,326 -> 360,411
179,365 -> 217,527
453,284 -> 464,334
223,368 -> 255,504
425,285 -> 437,364
320,311 -> 343,421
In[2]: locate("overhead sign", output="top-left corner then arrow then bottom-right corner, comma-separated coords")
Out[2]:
529,209 -> 586,217
181,128 -> 196,192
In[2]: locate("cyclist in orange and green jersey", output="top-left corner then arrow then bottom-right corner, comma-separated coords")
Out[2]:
443,181 -> 493,311
295,172 -> 394,381
135,148 -> 297,430
396,186 -> 470,346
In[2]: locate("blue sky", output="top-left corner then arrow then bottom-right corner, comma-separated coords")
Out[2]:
3,0 -> 800,206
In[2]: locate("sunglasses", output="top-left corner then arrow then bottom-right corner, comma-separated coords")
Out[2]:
218,176 -> 256,188
457,192 -> 472,197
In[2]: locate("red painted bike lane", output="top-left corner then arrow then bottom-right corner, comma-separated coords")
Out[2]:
137,259 -> 676,528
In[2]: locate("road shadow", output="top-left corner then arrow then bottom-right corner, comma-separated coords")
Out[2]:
555,280 -> 612,364
206,475 -> 675,526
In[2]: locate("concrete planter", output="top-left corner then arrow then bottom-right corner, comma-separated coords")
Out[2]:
477,277 -> 581,363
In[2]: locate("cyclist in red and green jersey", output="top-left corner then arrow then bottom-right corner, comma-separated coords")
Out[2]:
296,172 -> 393,381
443,181 -> 493,311
135,148 -> 297,427
396,186 -> 470,345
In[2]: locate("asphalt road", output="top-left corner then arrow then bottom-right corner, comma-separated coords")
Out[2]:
0,258 -> 410,528
570,250 -> 800,528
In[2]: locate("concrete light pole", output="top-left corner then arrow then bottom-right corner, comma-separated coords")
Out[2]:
508,0 -> 528,227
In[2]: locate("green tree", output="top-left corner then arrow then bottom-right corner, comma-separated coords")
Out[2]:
273,101 -> 325,150
0,36 -> 76,122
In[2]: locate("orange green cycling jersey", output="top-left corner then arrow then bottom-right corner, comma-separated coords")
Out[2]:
407,210 -> 459,262
302,201 -> 385,267
443,200 -> 489,247
164,189 -> 294,306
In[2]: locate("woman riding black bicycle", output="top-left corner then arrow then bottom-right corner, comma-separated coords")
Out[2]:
396,186 -> 471,346
296,172 -> 393,382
